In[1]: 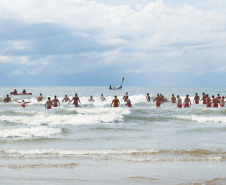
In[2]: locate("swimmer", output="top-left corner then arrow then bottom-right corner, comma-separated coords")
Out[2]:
16,100 -> 31,108
146,93 -> 150,102
100,94 -> 106,101
125,96 -> 132,107
200,92 -> 207,104
88,96 -> 95,102
52,95 -> 60,107
183,94 -> 191,108
123,92 -> 128,102
45,97 -> 53,109
193,93 -> 200,104
62,95 -> 70,102
177,95 -> 182,108
37,93 -> 43,102
171,94 -> 176,103
206,94 -> 211,108
212,95 -> 220,108
111,96 -> 120,107
153,94 -> 162,107
220,96 -> 225,107
4,94 -> 11,102
69,93 -> 81,107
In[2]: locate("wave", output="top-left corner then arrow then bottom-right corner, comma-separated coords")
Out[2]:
177,115 -> 226,124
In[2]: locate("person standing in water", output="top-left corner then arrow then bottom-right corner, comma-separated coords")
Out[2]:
70,93 -> 81,107
212,95 -> 220,108
88,96 -> 95,102
125,96 -> 132,107
16,100 -> 31,108
200,92 -> 207,104
111,96 -> 120,107
100,94 -> 106,102
183,94 -> 191,108
220,96 -> 225,107
45,97 -> 53,109
52,95 -> 60,107
171,94 -> 176,103
216,94 -> 221,100
177,95 -> 182,108
193,93 -> 200,104
206,94 -> 211,108
62,95 -> 70,102
37,93 -> 43,102
146,93 -> 150,102
123,92 -> 128,102
4,94 -> 11,102
153,94 -> 162,107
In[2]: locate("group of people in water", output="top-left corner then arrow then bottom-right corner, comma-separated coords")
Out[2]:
2,90 -> 225,109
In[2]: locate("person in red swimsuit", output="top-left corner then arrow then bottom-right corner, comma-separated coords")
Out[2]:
177,95 -> 182,108
22,89 -> 26,94
52,95 -> 60,107
153,94 -> 162,107
16,100 -> 31,108
111,96 -> 120,107
200,92 -> 207,104
70,93 -> 81,107
206,94 -> 211,108
125,96 -> 132,107
45,97 -> 53,109
183,94 -> 191,108
171,94 -> 176,103
123,92 -> 128,102
212,95 -> 220,108
216,94 -> 221,100
193,93 -> 200,104
220,96 -> 225,107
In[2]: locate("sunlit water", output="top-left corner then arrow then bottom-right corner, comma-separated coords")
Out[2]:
0,86 -> 226,184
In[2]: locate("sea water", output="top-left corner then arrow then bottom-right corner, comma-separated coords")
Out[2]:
0,86 -> 226,184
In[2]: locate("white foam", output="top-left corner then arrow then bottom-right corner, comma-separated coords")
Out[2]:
177,115 -> 226,124
0,127 -> 61,138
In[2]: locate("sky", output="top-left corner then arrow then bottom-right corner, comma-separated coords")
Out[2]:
0,0 -> 226,86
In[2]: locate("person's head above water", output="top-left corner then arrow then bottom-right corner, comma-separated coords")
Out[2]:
48,97 -> 50,100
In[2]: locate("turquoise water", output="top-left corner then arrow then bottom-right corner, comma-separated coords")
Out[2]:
0,86 -> 226,184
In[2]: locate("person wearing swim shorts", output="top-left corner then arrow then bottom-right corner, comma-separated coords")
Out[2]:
4,94 -> 11,103
161,95 -> 167,103
123,92 -> 128,102
88,96 -> 95,102
16,100 -> 31,108
193,93 -> 200,104
45,97 -> 52,109
70,93 -> 81,107
220,96 -> 225,107
153,94 -> 162,107
111,96 -> 120,107
206,94 -> 211,108
177,95 -> 182,108
37,93 -> 43,102
146,93 -> 150,102
100,94 -> 106,102
216,94 -> 221,100
125,96 -> 132,107
52,95 -> 60,107
171,94 -> 176,103
200,92 -> 207,104
183,94 -> 191,108
212,95 -> 220,108
62,95 -> 70,102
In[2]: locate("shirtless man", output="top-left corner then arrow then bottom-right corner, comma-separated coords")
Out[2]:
100,94 -> 106,102
171,94 -> 176,103
183,94 -> 191,108
212,95 -> 220,108
206,94 -> 211,108
123,92 -> 128,102
220,96 -> 225,107
193,93 -> 200,104
4,94 -> 11,102
153,94 -> 162,107
37,93 -> 43,102
216,94 -> 221,100
88,96 -> 95,102
161,95 -> 167,103
62,95 -> 70,102
16,100 -> 31,108
146,93 -> 150,102
200,92 -> 207,104
45,97 -> 53,109
52,95 -> 60,107
70,93 -> 81,107
111,96 -> 120,107
125,96 -> 132,107
177,95 -> 182,108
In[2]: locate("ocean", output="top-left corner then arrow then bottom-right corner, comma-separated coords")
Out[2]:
0,86 -> 226,184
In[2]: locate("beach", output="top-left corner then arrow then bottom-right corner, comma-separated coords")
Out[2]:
1,86 -> 226,184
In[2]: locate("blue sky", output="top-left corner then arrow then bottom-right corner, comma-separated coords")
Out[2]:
0,0 -> 226,86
